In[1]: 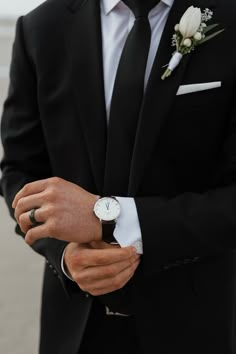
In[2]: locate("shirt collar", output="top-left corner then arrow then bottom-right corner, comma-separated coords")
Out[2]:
162,0 -> 175,7
102,0 -> 175,15
102,0 -> 120,15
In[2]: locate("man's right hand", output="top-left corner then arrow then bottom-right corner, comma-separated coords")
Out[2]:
64,242 -> 140,296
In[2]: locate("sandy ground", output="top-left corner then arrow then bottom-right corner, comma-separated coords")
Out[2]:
0,18 -> 44,354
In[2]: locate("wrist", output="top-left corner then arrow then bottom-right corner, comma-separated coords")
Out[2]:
93,213 -> 103,242
91,194 -> 103,242
93,196 -> 121,243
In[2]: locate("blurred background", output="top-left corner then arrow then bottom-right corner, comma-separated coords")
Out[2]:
0,1 -> 45,353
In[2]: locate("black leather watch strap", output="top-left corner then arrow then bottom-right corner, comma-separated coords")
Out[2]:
102,222 -> 118,244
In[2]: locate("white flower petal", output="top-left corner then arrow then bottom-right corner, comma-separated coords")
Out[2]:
179,6 -> 202,38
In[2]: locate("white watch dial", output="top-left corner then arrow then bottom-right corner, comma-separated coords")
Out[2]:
94,197 -> 121,222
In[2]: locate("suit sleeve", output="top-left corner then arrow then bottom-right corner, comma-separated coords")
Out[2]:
0,16 -> 78,296
135,98 -> 236,274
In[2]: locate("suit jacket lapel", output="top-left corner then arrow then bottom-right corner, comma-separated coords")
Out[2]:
67,0 -> 107,194
65,0 -> 217,195
128,0 -> 216,196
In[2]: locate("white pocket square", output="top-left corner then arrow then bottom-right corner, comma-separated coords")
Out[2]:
176,81 -> 221,96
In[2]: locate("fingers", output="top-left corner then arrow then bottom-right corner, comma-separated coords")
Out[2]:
12,178 -> 50,209
65,243 -> 141,296
13,178 -> 62,237
18,211 -> 33,234
74,246 -> 138,267
14,194 -> 45,223
17,207 -> 47,234
77,258 -> 140,296
74,253 -> 140,282
24,222 -> 52,244
89,240 -> 120,250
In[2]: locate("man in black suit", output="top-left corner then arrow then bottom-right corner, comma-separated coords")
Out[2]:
1,0 -> 236,353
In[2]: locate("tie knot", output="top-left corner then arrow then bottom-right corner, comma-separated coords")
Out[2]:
122,0 -> 160,18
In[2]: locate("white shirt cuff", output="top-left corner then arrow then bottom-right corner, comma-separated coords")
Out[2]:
61,247 -> 74,281
114,197 -> 143,254
61,197 -> 143,277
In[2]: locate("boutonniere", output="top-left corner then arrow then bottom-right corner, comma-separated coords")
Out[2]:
161,6 -> 225,80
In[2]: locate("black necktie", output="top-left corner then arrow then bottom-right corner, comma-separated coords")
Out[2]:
103,0 -> 160,196
100,0 -> 161,315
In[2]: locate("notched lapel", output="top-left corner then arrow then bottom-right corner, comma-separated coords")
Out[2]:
128,0 -> 216,195
69,0 -> 107,194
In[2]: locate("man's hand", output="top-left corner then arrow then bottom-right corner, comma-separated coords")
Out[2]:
12,177 -> 102,245
64,242 -> 140,295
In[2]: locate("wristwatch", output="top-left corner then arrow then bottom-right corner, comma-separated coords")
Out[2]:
93,196 -> 121,243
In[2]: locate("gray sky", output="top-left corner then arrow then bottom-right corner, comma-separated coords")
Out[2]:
0,0 -> 45,18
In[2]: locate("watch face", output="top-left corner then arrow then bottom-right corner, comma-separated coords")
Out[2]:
94,197 -> 121,222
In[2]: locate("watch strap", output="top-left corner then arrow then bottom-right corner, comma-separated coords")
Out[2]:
102,222 -> 117,244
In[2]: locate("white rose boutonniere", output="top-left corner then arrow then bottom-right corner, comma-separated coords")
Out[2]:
161,6 -> 225,80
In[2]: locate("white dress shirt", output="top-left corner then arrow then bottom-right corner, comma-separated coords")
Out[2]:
62,0 -> 174,276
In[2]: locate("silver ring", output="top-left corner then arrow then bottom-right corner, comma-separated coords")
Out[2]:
29,208 -> 39,226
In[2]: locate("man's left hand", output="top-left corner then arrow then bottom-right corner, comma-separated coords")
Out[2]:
12,177 -> 102,245
64,241 -> 140,295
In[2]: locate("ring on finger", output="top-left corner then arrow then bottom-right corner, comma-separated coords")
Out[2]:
29,208 -> 41,227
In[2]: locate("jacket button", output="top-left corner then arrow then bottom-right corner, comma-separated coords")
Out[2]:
85,292 -> 90,298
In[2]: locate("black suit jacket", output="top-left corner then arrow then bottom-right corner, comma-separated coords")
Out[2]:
1,0 -> 236,353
